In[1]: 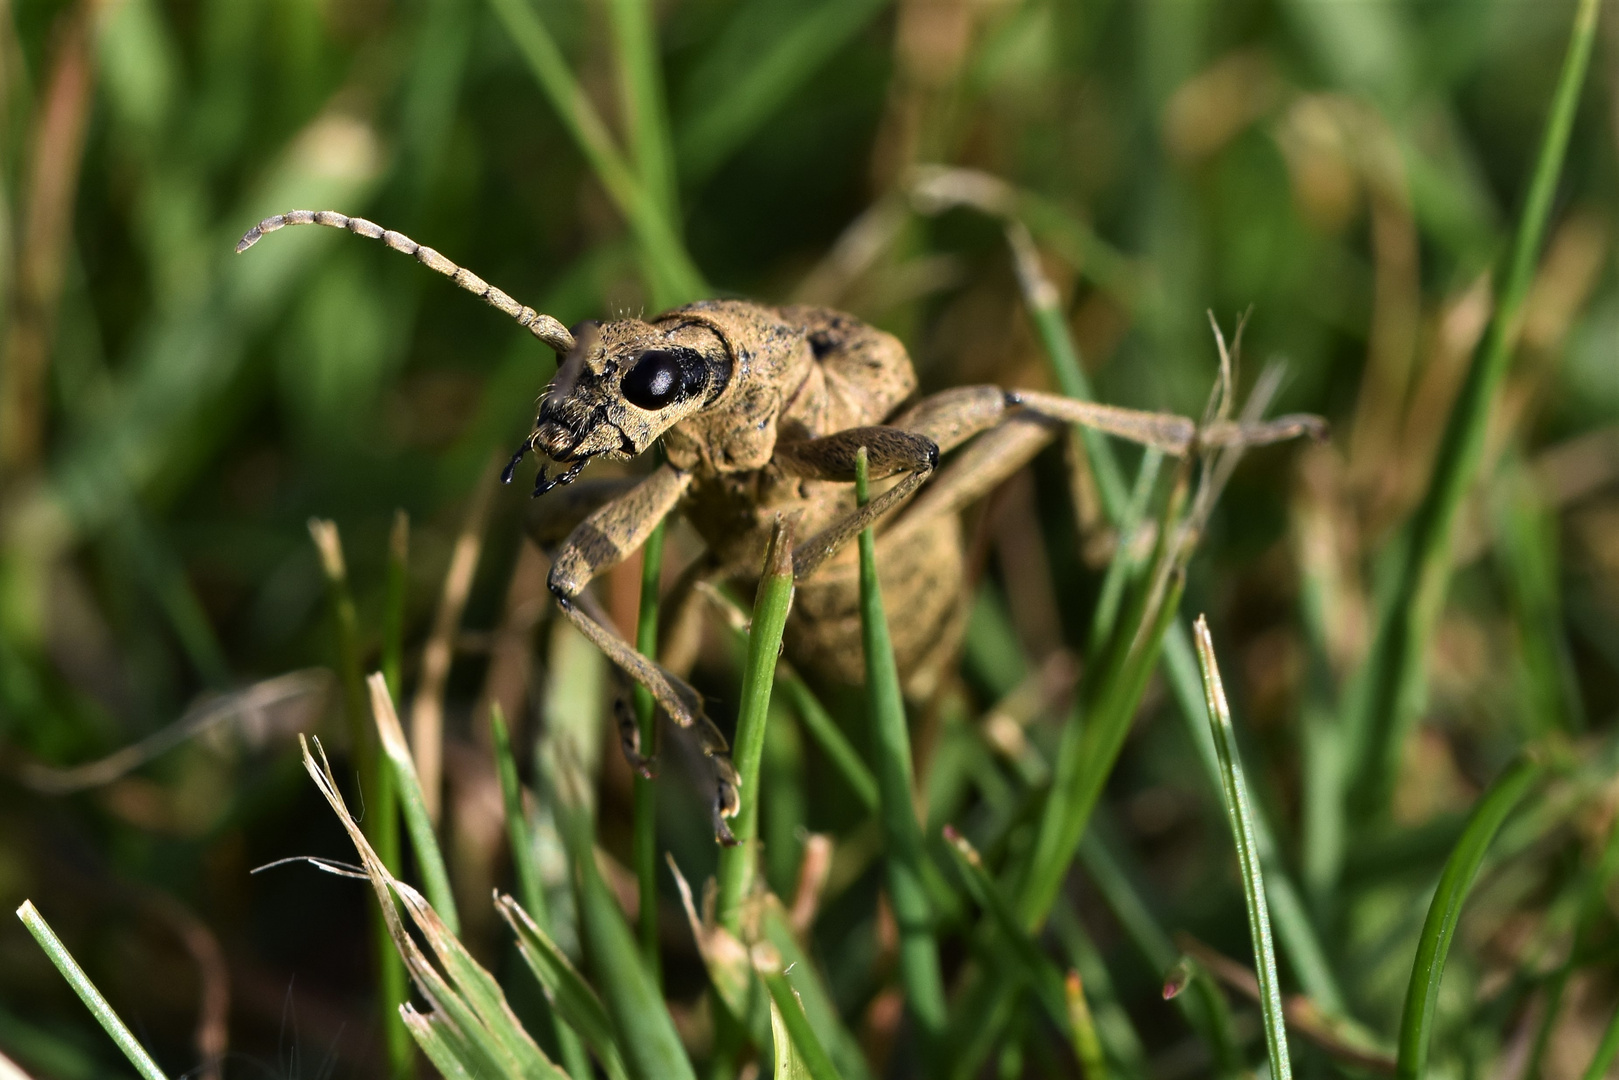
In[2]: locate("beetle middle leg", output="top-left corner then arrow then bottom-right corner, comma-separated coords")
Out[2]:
544,463 -> 742,827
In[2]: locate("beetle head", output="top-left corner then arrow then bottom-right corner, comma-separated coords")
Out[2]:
506,316 -> 733,495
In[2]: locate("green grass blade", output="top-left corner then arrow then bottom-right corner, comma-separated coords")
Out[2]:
1526,795 -> 1619,1078
1345,0 -> 1600,813
631,519 -> 665,977
606,0 -> 678,224
941,827 -> 1070,1034
855,447 -> 947,1040
1073,839 -> 1239,1071
497,895 -> 632,1080
556,784 -> 697,1080
1007,198 -> 1349,1015
1086,447 -> 1163,656
675,0 -> 886,185
1583,1006 -> 1619,1080
1064,972 -> 1108,1080
1395,754 -> 1541,1080
399,1007 -> 478,1080
491,707 -> 594,1080
309,519 -> 409,1076
484,0 -> 703,307
716,518 -> 796,931
15,902 -> 168,1080
707,585 -> 879,813
369,672 -> 461,935
753,945 -> 844,1080
759,903 -> 876,1080
1016,559 -> 1185,929
1193,618 -> 1293,1080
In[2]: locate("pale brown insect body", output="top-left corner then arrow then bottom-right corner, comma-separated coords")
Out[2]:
238,210 -> 1325,833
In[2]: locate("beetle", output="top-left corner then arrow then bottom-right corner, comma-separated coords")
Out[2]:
238,209 -> 1323,832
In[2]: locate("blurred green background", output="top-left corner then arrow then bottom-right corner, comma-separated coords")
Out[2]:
0,0 -> 1616,1077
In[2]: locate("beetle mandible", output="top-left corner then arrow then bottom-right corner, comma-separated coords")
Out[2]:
238,210 -> 1324,833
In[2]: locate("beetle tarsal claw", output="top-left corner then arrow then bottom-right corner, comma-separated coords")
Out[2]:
531,458 -> 587,498
613,694 -> 657,778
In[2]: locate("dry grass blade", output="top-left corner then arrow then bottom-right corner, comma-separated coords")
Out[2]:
299,735 -> 569,1080
411,454 -> 500,823
371,673 -> 461,935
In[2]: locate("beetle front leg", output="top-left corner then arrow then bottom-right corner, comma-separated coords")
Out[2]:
773,425 -> 941,579
546,463 -> 743,834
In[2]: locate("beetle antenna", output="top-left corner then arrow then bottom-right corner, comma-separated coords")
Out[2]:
236,210 -> 576,354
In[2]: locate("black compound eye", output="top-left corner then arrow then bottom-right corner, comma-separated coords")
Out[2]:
620,349 -> 685,410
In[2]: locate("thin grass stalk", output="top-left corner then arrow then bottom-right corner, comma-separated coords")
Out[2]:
369,672 -> 461,935
631,519 -> 665,977
1524,784 -> 1619,1078
1345,0 -> 1601,813
1005,221 -> 1127,515
1583,1006 -> 1619,1080
1014,465 -> 1187,931
375,514 -> 409,1077
1087,447 -> 1163,656
1074,839 -> 1240,1071
676,0 -> 886,185
605,0 -> 678,226
555,778 -> 697,1080
759,903 -> 876,1080
708,586 -> 879,812
484,0 -> 703,306
1064,972 -> 1108,1080
490,706 -> 593,1080
855,447 -> 947,1040
941,827 -> 1071,1035
307,520 -> 409,1076
1395,754 -> 1541,1080
1193,618 -> 1292,1080
715,518 -> 795,932
1006,198 -> 1349,1016
15,902 -> 168,1080
753,945 -> 844,1080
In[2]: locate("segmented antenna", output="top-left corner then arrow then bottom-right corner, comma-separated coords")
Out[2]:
236,210 -> 576,354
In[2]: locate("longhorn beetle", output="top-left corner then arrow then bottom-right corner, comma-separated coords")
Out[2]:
238,209 -> 1324,836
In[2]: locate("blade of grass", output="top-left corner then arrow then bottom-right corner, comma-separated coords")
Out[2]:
675,0 -> 886,185
1072,837 -> 1239,1071
1395,753 -> 1541,1080
1583,1006 -> 1619,1080
631,518 -> 665,978
704,584 -> 879,813
302,737 -> 567,1080
1521,771 -> 1619,1078
497,895 -> 631,1080
1064,972 -> 1108,1080
606,0 -> 678,225
491,707 -> 595,1080
716,517 -> 796,931
752,943 -> 843,1080
369,672 -> 461,935
484,0 -> 703,307
940,827 -> 1076,1041
409,457 -> 496,825
855,447 -> 947,1041
1345,0 -> 1600,814
1048,905 -> 1148,1075
1193,617 -> 1293,1080
399,1007 -> 477,1080
376,512 -> 411,1076
308,519 -> 410,1077
554,778 -> 698,1080
758,900 -> 876,1080
15,902 -> 168,1080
